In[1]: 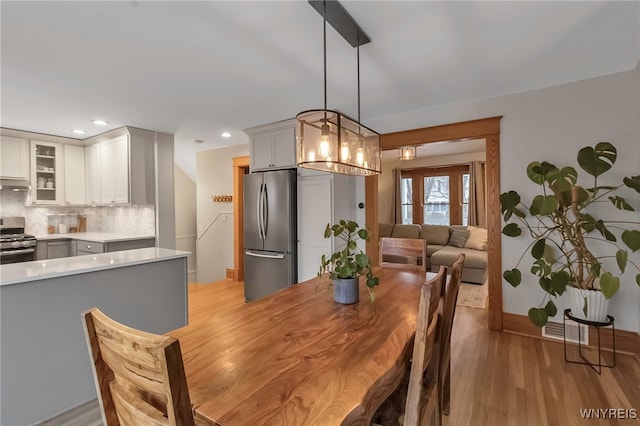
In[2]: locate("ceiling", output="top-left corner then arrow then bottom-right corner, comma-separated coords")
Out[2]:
381,138 -> 486,161
2,1 -> 638,180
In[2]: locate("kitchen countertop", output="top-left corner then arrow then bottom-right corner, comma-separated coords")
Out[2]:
34,232 -> 156,243
0,247 -> 189,286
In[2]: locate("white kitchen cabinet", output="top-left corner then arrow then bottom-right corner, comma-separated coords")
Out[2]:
99,135 -> 129,204
84,128 -> 154,205
0,136 -> 29,180
245,119 -> 296,172
63,145 -> 86,205
85,143 -> 101,204
296,169 -> 357,282
30,141 -> 64,205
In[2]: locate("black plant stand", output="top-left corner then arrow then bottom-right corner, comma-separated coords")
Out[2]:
563,309 -> 615,374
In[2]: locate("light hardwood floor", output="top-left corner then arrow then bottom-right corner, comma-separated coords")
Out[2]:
44,280 -> 639,426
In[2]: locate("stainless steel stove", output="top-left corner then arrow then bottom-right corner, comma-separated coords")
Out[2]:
1,217 -> 37,264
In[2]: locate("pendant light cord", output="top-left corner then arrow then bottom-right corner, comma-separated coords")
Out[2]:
357,43 -> 360,123
323,1 -> 327,112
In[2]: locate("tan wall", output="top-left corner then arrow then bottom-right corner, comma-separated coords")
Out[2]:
174,164 -> 197,281
196,144 -> 249,283
369,70 -> 639,332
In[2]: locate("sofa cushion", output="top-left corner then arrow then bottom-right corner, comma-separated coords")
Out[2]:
391,224 -> 421,239
431,246 -> 487,269
448,228 -> 469,248
379,223 -> 394,238
426,244 -> 445,257
420,225 -> 450,246
465,226 -> 488,251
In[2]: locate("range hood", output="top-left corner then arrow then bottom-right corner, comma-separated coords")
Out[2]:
0,179 -> 31,191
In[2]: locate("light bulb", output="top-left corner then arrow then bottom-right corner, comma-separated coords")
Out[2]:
356,148 -> 364,166
340,143 -> 350,162
319,124 -> 330,158
308,150 -> 316,161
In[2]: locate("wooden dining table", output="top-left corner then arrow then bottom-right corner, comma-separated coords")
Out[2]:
168,267 -> 429,426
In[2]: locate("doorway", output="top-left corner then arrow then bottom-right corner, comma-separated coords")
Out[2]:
232,156 -> 250,281
365,116 -> 503,331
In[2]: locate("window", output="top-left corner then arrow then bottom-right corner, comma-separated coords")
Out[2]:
401,177 -> 413,224
462,173 -> 470,226
401,166 -> 470,225
423,176 -> 450,225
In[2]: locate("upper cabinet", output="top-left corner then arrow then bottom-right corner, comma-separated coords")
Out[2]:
30,141 -> 64,205
245,119 -> 296,172
99,135 -> 129,204
1,136 -> 30,180
63,145 -> 86,205
84,128 -> 155,205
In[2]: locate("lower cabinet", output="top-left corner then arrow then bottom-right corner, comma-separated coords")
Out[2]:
36,240 -> 72,260
37,237 -> 156,259
74,240 -> 105,256
74,238 -> 156,257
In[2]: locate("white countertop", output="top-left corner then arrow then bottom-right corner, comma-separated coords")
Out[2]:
0,247 -> 189,286
35,232 -> 156,243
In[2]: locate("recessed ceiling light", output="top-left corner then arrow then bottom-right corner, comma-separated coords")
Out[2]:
195,139 -> 205,144
71,129 -> 86,135
221,132 -> 231,138
92,120 -> 109,126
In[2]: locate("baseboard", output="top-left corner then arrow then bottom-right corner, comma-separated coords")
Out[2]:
502,312 -> 640,355
225,268 -> 234,280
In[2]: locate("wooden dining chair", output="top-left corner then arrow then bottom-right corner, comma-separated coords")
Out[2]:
83,308 -> 199,426
438,253 -> 465,418
379,237 -> 427,272
371,266 -> 446,426
403,266 -> 446,426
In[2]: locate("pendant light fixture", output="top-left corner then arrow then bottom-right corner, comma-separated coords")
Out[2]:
399,146 -> 416,160
296,0 -> 381,176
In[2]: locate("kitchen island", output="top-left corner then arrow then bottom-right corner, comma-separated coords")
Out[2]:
0,248 -> 189,425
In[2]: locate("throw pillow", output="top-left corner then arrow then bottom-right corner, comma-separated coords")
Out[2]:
448,228 -> 469,248
465,226 -> 488,251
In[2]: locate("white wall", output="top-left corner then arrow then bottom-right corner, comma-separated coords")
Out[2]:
378,150 -> 486,224
174,164 -> 197,282
196,144 -> 249,283
368,70 -> 640,332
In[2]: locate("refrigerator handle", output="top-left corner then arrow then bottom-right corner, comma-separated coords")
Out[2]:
257,183 -> 264,240
262,183 -> 268,239
245,250 -> 285,259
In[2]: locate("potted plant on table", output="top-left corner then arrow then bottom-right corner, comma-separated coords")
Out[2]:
500,142 -> 640,326
319,220 -> 380,304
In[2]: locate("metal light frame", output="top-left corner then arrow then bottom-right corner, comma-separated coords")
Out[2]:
296,0 -> 381,176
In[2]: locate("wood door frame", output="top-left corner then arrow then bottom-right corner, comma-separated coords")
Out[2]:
233,156 -> 250,282
365,116 -> 503,331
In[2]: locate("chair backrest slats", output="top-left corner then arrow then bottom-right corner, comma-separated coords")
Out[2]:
83,308 -> 195,426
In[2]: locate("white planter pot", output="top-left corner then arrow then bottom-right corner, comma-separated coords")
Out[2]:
566,286 -> 610,323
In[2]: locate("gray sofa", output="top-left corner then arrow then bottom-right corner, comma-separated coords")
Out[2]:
379,223 -> 487,284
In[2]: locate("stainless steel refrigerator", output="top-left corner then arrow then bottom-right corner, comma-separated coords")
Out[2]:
243,169 -> 297,301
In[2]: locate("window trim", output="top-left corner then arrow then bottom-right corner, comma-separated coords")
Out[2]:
401,165 -> 470,225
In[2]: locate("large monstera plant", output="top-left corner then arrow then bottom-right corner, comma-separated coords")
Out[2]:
500,142 -> 640,326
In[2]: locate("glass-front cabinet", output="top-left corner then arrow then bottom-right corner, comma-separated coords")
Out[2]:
30,140 -> 63,205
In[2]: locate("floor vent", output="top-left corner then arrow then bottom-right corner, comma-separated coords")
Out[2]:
542,319 -> 589,345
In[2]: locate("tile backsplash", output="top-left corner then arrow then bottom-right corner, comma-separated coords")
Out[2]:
0,190 -> 155,236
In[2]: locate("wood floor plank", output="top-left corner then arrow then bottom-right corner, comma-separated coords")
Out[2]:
45,280 -> 639,426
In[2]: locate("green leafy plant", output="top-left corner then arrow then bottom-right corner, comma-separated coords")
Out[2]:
500,142 -> 640,326
319,220 -> 380,302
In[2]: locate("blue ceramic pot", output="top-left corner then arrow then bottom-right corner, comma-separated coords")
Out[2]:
333,278 -> 359,304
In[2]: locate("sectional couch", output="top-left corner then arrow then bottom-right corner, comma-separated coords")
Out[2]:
378,223 -> 488,284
